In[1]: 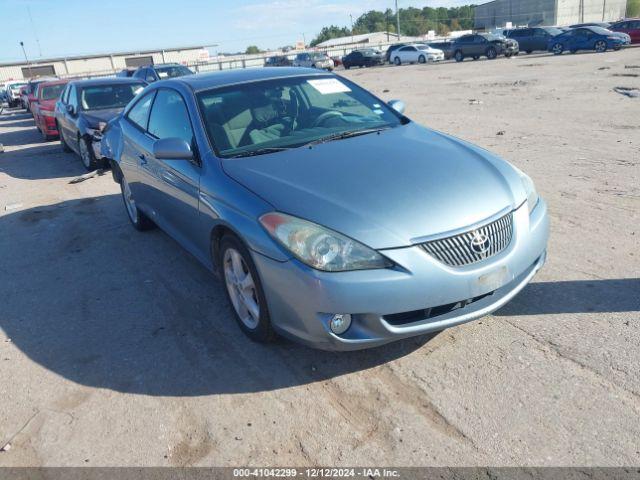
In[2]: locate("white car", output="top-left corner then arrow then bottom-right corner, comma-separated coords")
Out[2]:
391,44 -> 445,65
4,81 -> 27,108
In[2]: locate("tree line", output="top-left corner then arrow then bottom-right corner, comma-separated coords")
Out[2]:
310,5 -> 476,46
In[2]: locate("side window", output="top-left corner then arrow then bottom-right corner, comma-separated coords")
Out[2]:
68,85 -> 78,110
148,89 -> 193,144
145,69 -> 157,82
61,85 -> 69,104
126,91 -> 156,131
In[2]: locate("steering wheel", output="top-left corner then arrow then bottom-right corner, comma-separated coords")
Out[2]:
313,111 -> 344,127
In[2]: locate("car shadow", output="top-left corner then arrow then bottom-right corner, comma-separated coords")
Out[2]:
0,195 -> 433,397
494,278 -> 640,316
0,135 -> 87,180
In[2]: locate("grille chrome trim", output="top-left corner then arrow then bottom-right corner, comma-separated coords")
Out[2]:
421,213 -> 513,267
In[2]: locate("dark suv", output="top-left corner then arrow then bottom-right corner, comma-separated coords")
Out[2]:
132,63 -> 194,83
452,33 -> 519,62
506,27 -> 563,53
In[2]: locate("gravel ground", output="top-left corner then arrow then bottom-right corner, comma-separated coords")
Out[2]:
0,48 -> 638,467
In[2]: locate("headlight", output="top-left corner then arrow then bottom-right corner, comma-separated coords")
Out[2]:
514,167 -> 539,214
260,212 -> 393,272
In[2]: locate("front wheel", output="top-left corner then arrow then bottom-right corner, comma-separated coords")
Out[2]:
551,43 -> 564,55
78,136 -> 100,171
454,51 -> 464,62
120,176 -> 155,231
393,57 -> 401,66
418,55 -> 426,64
219,234 -> 275,343
486,47 -> 497,59
594,40 -> 607,53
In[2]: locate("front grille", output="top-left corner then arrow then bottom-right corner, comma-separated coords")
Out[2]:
421,212 -> 513,267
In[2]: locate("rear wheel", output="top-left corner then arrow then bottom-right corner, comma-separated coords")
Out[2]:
594,40 -> 607,52
454,50 -> 464,62
120,176 -> 155,231
552,43 -> 564,55
218,234 -> 275,343
59,123 -> 72,152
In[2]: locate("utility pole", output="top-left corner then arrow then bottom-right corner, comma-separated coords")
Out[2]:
350,14 -> 354,43
395,0 -> 401,41
602,0 -> 607,21
19,41 -> 32,78
27,5 -> 42,57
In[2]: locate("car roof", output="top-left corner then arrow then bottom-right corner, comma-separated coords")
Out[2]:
38,79 -> 71,87
68,77 -> 146,88
171,67 -> 331,92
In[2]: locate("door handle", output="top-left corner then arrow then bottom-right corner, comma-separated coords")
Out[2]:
138,154 -> 147,165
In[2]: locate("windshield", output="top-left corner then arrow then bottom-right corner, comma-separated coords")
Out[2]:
9,82 -> 26,90
80,83 -> 144,110
544,27 -> 564,36
197,75 -> 404,158
310,53 -> 327,60
589,26 -> 613,35
41,84 -> 66,100
156,65 -> 193,79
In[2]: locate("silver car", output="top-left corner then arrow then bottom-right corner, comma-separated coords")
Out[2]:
293,52 -> 335,71
102,68 -> 549,351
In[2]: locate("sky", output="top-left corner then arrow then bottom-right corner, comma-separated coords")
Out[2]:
0,0 -> 472,62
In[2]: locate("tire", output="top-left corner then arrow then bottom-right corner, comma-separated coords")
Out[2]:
473,55 -> 480,60
59,124 -> 72,152
454,50 -> 464,62
393,56 -> 401,65
78,135 -> 100,171
486,47 -> 497,59
526,50 -> 532,54
120,175 -> 155,231
505,52 -> 513,58
344,64 -> 350,69
418,55 -> 426,64
218,234 -> 275,343
594,40 -> 607,53
551,43 -> 564,55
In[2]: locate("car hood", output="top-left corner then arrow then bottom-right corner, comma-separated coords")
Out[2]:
222,123 -> 526,249
80,108 -> 123,127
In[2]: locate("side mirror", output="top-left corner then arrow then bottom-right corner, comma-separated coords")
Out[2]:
153,137 -> 194,160
388,99 -> 406,115
66,104 -> 75,115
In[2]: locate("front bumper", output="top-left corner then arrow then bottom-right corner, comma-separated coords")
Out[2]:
428,53 -> 445,62
253,199 -> 550,350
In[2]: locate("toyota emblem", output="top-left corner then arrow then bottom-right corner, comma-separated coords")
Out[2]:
470,232 -> 491,255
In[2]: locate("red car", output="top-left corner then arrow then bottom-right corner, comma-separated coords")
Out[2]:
33,79 -> 69,140
610,18 -> 640,44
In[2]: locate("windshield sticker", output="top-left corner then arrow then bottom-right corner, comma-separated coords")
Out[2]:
307,79 -> 351,95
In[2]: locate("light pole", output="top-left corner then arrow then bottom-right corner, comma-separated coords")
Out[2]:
395,0 -> 401,40
350,14 -> 354,43
19,41 -> 31,78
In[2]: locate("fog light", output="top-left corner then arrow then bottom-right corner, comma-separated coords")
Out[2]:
329,314 -> 351,335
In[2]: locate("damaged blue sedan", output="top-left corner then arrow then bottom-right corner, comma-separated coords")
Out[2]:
102,67 -> 549,350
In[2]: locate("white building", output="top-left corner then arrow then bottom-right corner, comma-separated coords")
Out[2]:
315,32 -> 402,49
474,0 -> 628,30
0,45 -> 211,82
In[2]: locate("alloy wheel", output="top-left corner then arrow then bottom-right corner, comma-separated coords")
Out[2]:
595,41 -> 606,52
121,177 -> 138,224
552,43 -> 564,54
79,139 -> 91,168
223,248 -> 260,329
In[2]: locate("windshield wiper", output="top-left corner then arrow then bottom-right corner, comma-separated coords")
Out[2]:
228,147 -> 291,158
303,127 -> 391,147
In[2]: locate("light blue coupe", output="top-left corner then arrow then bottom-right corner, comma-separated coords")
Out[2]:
102,67 -> 549,350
